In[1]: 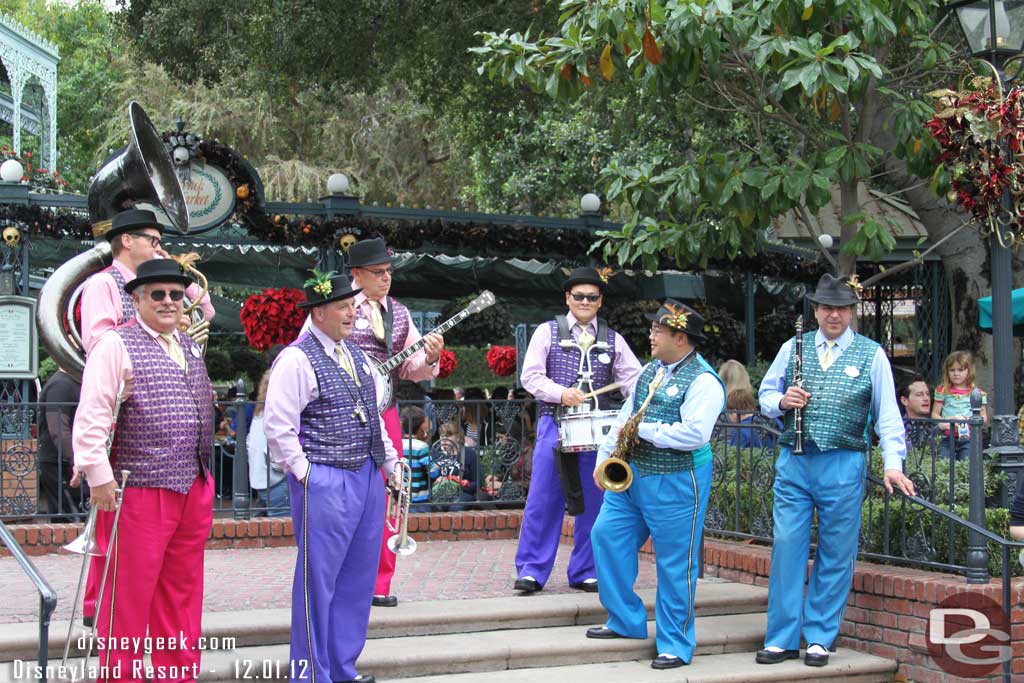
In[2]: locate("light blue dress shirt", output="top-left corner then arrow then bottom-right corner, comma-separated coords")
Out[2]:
758,326 -> 906,471
596,351 -> 725,468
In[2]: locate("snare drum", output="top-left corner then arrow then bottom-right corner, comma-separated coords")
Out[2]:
558,410 -> 620,453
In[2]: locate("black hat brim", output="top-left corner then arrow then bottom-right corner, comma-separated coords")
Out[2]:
124,273 -> 192,294
297,287 -> 363,309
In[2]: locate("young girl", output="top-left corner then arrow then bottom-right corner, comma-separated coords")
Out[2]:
931,351 -> 988,460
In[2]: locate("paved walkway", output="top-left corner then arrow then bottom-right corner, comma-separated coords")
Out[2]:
0,539 -> 660,624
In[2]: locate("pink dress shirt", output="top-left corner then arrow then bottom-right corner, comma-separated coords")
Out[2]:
73,316 -> 198,488
263,323 -> 399,483
520,312 -> 643,403
80,259 -> 215,353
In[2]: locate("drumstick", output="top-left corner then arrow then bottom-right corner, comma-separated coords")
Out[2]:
580,382 -> 624,401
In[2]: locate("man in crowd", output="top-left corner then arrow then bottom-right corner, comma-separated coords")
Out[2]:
515,267 -> 641,594
265,270 -> 401,683
37,367 -> 82,521
756,274 -> 915,668
73,258 -> 215,682
587,300 -> 723,670
899,375 -> 935,449
345,237 -> 443,607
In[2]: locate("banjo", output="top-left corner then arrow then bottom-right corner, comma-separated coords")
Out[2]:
374,290 -> 496,411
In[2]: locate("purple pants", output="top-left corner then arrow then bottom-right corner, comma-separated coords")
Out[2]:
288,457 -> 384,683
515,415 -> 604,587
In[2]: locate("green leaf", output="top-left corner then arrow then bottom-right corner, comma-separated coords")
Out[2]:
761,175 -> 782,200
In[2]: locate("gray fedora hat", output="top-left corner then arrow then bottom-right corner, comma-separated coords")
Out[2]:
806,274 -> 861,307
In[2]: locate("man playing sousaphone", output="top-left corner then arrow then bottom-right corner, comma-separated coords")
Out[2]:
73,258 -> 216,681
587,300 -> 724,671
514,267 -> 641,594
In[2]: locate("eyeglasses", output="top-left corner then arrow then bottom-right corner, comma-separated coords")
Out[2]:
649,324 -> 672,336
148,289 -> 186,302
363,266 -> 394,278
129,232 -> 161,248
570,293 -> 601,303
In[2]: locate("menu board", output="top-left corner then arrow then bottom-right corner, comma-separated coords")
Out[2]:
0,296 -> 37,379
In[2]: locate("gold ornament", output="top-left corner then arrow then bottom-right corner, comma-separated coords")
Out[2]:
339,233 -> 358,252
2,226 -> 20,249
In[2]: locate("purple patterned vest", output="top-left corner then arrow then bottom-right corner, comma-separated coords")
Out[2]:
111,321 -> 213,494
295,333 -> 386,469
104,266 -> 136,325
348,296 -> 411,383
537,318 -> 617,418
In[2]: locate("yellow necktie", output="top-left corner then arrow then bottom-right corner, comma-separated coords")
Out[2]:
368,300 -> 386,343
577,326 -> 595,352
160,332 -> 187,371
821,339 -> 836,371
335,343 -> 360,385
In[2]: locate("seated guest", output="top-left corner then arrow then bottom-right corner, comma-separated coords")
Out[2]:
725,387 -> 782,449
899,376 -> 936,449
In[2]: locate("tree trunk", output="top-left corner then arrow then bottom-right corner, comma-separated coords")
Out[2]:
838,180 -> 860,277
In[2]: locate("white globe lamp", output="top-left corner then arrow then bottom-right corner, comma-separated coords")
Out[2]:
0,159 -> 24,183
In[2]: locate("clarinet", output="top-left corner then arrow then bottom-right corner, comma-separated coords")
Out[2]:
793,316 -> 805,455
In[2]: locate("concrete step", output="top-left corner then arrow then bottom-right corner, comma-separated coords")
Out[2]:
383,651 -> 898,683
0,582 -> 769,662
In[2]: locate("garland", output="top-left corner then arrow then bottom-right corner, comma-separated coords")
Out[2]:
926,74 -> 1024,247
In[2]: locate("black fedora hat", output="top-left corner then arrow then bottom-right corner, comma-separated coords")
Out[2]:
346,237 -> 394,268
124,258 -> 192,293
806,274 -> 861,307
105,209 -> 165,242
563,266 -> 610,292
298,270 -> 362,309
645,298 -> 707,341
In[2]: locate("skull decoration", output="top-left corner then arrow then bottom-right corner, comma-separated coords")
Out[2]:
2,226 -> 20,249
338,233 -> 358,252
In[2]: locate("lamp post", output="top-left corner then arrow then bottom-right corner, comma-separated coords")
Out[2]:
947,0 -> 1024,488
320,172 -> 362,272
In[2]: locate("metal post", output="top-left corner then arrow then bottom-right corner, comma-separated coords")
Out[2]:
966,388 -> 989,583
745,271 -> 756,364
231,377 -> 251,519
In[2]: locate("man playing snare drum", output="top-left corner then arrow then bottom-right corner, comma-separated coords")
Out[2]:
514,267 -> 641,593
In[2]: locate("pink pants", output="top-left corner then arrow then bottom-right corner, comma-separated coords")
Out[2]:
374,406 -> 405,596
95,475 -> 213,683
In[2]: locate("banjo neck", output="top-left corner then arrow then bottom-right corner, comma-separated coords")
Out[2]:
377,307 -> 473,374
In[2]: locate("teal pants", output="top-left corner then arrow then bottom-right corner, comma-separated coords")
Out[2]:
764,444 -> 865,650
591,460 -> 711,662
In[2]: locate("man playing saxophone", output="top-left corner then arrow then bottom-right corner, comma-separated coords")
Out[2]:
264,270 -> 400,683
72,258 -> 216,682
587,299 -> 724,670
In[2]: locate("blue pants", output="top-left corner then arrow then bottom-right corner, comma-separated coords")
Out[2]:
591,461 -> 712,662
764,444 -> 865,651
515,416 -> 605,586
261,479 -> 291,517
288,458 -> 384,683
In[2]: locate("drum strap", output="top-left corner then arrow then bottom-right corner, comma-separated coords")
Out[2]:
556,315 -> 610,350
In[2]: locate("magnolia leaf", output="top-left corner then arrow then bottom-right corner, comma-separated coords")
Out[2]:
600,43 -> 616,81
801,3 -> 813,21
642,26 -> 662,65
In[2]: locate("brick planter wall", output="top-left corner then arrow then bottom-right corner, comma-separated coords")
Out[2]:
1,510 -> 523,556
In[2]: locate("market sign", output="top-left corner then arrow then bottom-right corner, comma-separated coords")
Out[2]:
139,161 -> 237,233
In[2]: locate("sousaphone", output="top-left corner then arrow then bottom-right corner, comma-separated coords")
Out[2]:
37,101 -> 204,380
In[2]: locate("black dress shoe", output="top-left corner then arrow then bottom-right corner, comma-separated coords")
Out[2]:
336,676 -> 375,683
585,626 -> 624,639
651,655 -> 685,670
513,577 -> 541,593
755,648 -> 800,664
570,580 -> 599,593
82,615 -> 94,628
371,595 -> 398,607
804,645 -> 830,667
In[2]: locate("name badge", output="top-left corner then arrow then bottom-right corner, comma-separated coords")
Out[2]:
190,346 -> 201,358
666,385 -> 679,397
844,366 -> 860,378
597,353 -> 611,365
355,318 -> 370,330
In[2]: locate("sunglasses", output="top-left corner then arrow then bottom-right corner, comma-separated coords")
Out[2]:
128,232 -> 162,248
570,293 -> 601,302
149,289 -> 186,302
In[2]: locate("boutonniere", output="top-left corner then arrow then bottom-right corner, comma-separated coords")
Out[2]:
304,268 -> 334,297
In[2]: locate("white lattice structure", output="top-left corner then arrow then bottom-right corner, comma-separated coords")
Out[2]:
0,13 -> 58,171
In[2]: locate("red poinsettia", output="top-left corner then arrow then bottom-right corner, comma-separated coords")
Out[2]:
486,345 -> 517,377
240,287 -> 307,351
437,348 -> 458,379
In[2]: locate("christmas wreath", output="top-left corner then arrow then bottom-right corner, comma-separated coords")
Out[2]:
240,287 -> 307,351
926,73 -> 1024,247
437,349 -> 458,379
486,345 -> 517,377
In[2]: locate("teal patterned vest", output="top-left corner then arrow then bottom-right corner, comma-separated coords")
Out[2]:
780,330 -> 878,452
630,353 -> 723,476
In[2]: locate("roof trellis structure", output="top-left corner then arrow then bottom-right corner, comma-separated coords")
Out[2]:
0,13 -> 59,171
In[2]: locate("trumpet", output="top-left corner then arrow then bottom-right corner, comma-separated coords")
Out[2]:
596,367 -> 667,492
385,460 -> 417,556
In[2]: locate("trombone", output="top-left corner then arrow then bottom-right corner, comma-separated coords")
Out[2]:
385,460 -> 417,556
61,470 -> 130,673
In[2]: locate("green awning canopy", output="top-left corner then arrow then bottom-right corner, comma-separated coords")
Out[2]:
977,288 -> 1024,337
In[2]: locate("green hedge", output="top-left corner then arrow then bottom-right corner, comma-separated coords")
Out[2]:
434,346 -> 510,392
